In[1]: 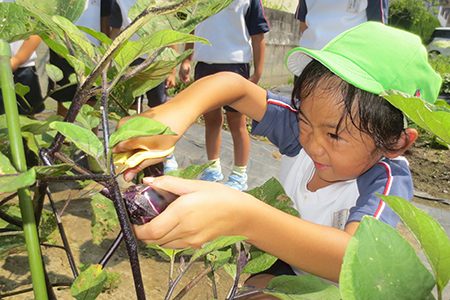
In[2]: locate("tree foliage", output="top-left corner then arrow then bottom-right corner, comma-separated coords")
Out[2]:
388,0 -> 441,43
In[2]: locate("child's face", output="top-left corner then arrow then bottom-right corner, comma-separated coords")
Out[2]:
298,82 -> 383,188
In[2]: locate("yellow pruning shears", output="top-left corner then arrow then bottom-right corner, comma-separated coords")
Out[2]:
112,146 -> 175,175
77,147 -> 175,198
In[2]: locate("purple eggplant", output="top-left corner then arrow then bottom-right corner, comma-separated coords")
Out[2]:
122,184 -> 178,225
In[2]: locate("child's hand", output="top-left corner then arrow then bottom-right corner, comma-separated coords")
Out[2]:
132,176 -> 254,249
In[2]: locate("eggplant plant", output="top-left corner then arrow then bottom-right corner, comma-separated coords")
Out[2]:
1,0 -> 450,299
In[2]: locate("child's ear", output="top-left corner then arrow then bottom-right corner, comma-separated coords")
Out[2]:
385,128 -> 418,159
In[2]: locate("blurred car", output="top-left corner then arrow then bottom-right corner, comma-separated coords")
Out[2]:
427,27 -> 450,56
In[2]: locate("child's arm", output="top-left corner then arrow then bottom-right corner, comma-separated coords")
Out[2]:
10,35 -> 41,72
113,72 -> 268,181
249,33 -> 265,84
135,175 -> 357,283
165,45 -> 178,89
178,31 -> 194,84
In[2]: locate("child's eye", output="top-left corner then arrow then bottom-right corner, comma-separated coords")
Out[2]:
328,133 -> 341,140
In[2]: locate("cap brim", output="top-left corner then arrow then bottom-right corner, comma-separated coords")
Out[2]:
286,47 -> 384,95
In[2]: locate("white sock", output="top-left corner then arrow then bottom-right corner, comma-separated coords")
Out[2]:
232,165 -> 247,176
208,158 -> 221,172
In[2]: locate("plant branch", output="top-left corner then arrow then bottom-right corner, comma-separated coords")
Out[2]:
172,265 -> 213,300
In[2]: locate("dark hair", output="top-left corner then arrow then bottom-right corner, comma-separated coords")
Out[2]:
291,60 -> 407,153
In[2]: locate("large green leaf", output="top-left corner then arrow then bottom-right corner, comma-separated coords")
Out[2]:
189,236 -> 247,263
382,90 -> 450,144
0,2 -> 43,42
264,275 -> 340,299
91,193 -> 120,245
16,0 -> 85,23
109,117 -> 177,149
243,247 -> 277,274
0,168 -> 36,193
340,216 -> 435,300
53,15 -> 94,58
0,151 -> 16,175
124,48 -> 192,97
380,195 -> 450,295
0,204 -> 58,259
49,121 -> 105,169
165,163 -> 209,178
130,0 -> 235,36
247,177 -> 299,217
113,30 -> 207,69
33,164 -> 73,179
71,264 -> 108,300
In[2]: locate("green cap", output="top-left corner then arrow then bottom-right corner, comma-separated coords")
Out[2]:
286,22 -> 442,104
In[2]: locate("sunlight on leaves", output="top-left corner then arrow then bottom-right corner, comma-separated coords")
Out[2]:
71,264 -> 108,300
50,121 -> 105,169
0,169 -> 35,193
264,274 -> 340,299
109,117 -> 177,149
382,90 -> 450,144
190,236 -> 247,263
380,195 -> 450,295
91,194 -> 119,245
340,216 -> 435,300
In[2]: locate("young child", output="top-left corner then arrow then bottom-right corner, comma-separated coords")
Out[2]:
113,22 -> 441,288
178,0 -> 269,191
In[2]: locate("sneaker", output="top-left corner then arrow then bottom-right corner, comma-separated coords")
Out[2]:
163,154 -> 178,173
199,168 -> 224,182
225,171 -> 248,191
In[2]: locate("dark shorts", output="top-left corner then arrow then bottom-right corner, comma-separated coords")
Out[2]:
194,62 -> 250,112
48,50 -> 97,103
249,259 -> 296,278
131,58 -> 167,108
0,66 -> 44,115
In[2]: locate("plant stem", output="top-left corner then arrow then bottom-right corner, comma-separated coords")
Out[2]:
46,187 -> 79,278
99,230 -> 124,267
0,39 -> 48,300
110,181 -> 147,299
172,265 -> 213,300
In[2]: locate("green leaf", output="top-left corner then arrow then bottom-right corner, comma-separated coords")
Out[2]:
75,104 -> 101,130
246,177 -> 299,217
190,236 -> 247,263
380,195 -> 450,294
0,2 -> 43,43
382,90 -> 450,144
243,248 -> 277,274
49,121 -> 105,169
207,248 -> 233,271
147,243 -> 193,261
0,169 -> 36,192
46,63 -> 64,82
78,26 -> 112,45
0,151 -> 16,175
33,164 -> 73,179
14,82 -> 30,97
166,163 -> 209,179
109,117 -> 177,149
0,204 -> 58,259
264,275 -> 340,299
130,0 -> 235,36
21,131 -> 39,156
16,0 -> 85,24
91,193 -> 119,245
340,216 -> 435,300
66,55 -> 86,78
71,264 -> 108,300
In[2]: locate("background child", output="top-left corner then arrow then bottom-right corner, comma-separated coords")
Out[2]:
113,22 -> 441,288
178,0 -> 269,191
0,32 -> 43,116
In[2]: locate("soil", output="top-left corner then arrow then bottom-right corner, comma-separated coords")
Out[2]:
1,111 -> 450,300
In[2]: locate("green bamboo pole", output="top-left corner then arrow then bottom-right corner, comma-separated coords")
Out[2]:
0,40 -> 48,299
